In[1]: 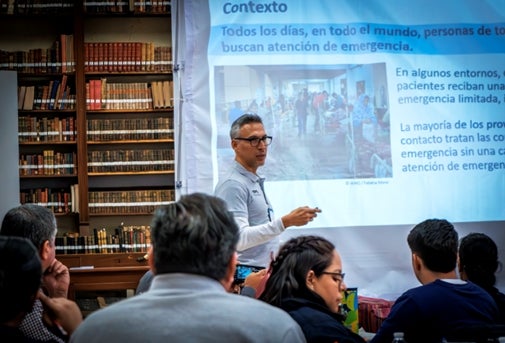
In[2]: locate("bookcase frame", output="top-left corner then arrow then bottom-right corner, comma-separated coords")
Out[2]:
0,0 -> 174,250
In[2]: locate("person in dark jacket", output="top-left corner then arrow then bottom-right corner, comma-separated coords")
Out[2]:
459,232 -> 505,324
0,236 -> 82,342
259,235 -> 365,343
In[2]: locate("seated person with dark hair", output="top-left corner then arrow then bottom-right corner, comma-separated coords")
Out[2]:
260,235 -> 365,343
459,232 -> 505,324
371,219 -> 500,343
1,204 -> 71,343
0,236 -> 82,343
71,193 -> 306,343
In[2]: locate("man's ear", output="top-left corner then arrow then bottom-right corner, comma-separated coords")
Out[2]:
231,138 -> 238,151
148,247 -> 156,275
222,252 -> 238,291
40,240 -> 51,262
412,252 -> 423,272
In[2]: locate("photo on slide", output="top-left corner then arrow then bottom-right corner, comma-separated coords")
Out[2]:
214,63 -> 393,181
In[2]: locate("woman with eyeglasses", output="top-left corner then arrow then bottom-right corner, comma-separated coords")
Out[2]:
259,235 -> 366,343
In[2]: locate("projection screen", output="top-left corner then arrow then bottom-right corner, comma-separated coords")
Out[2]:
173,0 -> 505,298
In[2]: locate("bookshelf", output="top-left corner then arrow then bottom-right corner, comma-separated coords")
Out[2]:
83,6 -> 174,238
0,1 -> 174,256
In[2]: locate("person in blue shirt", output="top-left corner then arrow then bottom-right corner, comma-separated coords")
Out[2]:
371,219 -> 499,343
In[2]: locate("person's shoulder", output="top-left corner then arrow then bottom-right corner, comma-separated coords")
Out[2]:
81,294 -> 143,322
495,289 -> 505,303
215,176 -> 249,196
220,293 -> 296,320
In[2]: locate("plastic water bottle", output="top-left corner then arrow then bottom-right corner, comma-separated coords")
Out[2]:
392,332 -> 407,343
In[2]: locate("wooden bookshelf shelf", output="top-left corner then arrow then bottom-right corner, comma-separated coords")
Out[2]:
58,253 -> 149,301
20,174 -> 78,178
86,108 -> 173,113
89,212 -> 161,217
19,141 -> 77,145
87,139 -> 173,144
88,170 -> 174,176
18,109 -> 76,113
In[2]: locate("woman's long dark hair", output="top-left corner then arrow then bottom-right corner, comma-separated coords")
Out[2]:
459,232 -> 501,289
259,235 -> 335,307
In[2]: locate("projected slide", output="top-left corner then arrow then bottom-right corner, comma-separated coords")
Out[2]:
206,0 -> 505,227
215,63 -> 391,180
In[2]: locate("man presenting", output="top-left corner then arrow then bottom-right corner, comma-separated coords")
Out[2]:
215,113 -> 321,267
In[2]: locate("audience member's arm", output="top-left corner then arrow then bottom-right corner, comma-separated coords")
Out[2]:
43,259 -> 70,298
241,269 -> 268,297
38,291 -> 82,338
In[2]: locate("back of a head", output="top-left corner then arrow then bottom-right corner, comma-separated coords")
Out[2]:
0,204 -> 57,250
407,218 -> 458,273
0,236 -> 42,323
150,193 -> 239,281
260,235 -> 335,307
230,113 -> 263,138
459,232 -> 499,289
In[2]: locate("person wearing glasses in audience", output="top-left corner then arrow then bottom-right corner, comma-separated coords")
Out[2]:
215,113 -> 321,268
259,235 -> 366,343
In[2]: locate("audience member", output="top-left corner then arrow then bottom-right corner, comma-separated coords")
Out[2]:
371,219 -> 499,343
215,113 -> 320,267
0,236 -> 82,343
1,204 -> 70,343
70,193 -> 306,342
259,235 -> 365,343
459,232 -> 505,323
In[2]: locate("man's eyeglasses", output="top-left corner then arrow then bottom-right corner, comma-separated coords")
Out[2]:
321,271 -> 345,282
233,135 -> 273,147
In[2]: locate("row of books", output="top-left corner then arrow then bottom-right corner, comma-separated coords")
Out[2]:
88,189 -> 174,214
85,42 -> 171,73
20,187 -> 72,213
87,117 -> 173,141
87,149 -> 174,173
18,75 -> 74,110
86,79 -> 172,110
0,35 -> 74,73
55,225 -> 152,255
20,184 -> 79,213
151,80 -> 173,108
0,0 -> 74,15
19,150 -> 76,176
83,0 -> 170,14
19,116 -> 76,143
